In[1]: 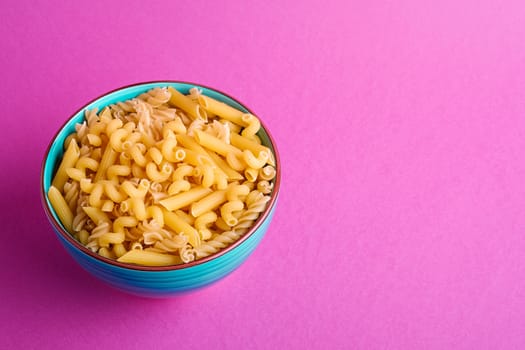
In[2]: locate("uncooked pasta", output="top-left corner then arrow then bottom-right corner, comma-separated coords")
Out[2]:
48,86 -> 276,266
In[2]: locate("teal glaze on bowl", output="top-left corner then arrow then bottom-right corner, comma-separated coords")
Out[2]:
40,81 -> 280,297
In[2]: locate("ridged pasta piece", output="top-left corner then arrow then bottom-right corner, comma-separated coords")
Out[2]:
86,221 -> 110,252
63,181 -> 79,212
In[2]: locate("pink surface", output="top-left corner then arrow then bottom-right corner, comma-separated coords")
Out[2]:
2,0 -> 525,348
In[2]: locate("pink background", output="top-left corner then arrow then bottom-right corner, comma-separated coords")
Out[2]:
2,0 -> 525,348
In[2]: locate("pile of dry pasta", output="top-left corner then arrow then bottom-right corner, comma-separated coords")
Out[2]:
48,86 -> 276,266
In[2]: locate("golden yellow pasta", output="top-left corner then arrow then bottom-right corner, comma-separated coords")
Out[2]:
159,186 -> 212,211
48,86 -> 276,266
167,86 -> 207,121
48,185 -> 74,232
52,139 -> 80,192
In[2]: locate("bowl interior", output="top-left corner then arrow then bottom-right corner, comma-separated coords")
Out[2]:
42,81 -> 279,270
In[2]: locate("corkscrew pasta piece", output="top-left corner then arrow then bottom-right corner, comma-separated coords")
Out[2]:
48,86 -> 276,266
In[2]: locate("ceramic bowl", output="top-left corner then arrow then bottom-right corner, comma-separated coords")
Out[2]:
40,81 -> 280,297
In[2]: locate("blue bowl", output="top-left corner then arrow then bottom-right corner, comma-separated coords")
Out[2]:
40,81 -> 280,297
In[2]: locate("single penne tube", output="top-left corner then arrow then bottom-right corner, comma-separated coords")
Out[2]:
162,209 -> 201,248
190,190 -> 227,217
94,145 -> 117,182
197,95 -> 245,126
117,249 -> 180,266
204,150 -> 244,180
167,86 -> 207,121
159,186 -> 212,211
48,185 -> 74,232
82,206 -> 110,225
194,130 -> 242,157
52,139 -> 80,192
176,134 -> 212,157
230,132 -> 275,166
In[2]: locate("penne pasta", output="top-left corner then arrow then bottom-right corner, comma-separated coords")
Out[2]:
48,186 -> 74,232
94,145 -> 117,182
194,130 -> 242,158
159,186 -> 212,211
190,190 -> 227,217
167,86 -> 207,121
52,139 -> 80,192
117,249 -> 181,266
197,95 -> 245,126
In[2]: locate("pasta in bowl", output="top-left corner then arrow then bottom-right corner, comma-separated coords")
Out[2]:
41,81 -> 280,297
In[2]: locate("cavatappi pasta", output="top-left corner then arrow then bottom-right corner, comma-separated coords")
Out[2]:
48,86 -> 276,266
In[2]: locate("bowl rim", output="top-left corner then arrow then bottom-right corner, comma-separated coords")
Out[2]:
40,80 -> 281,272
